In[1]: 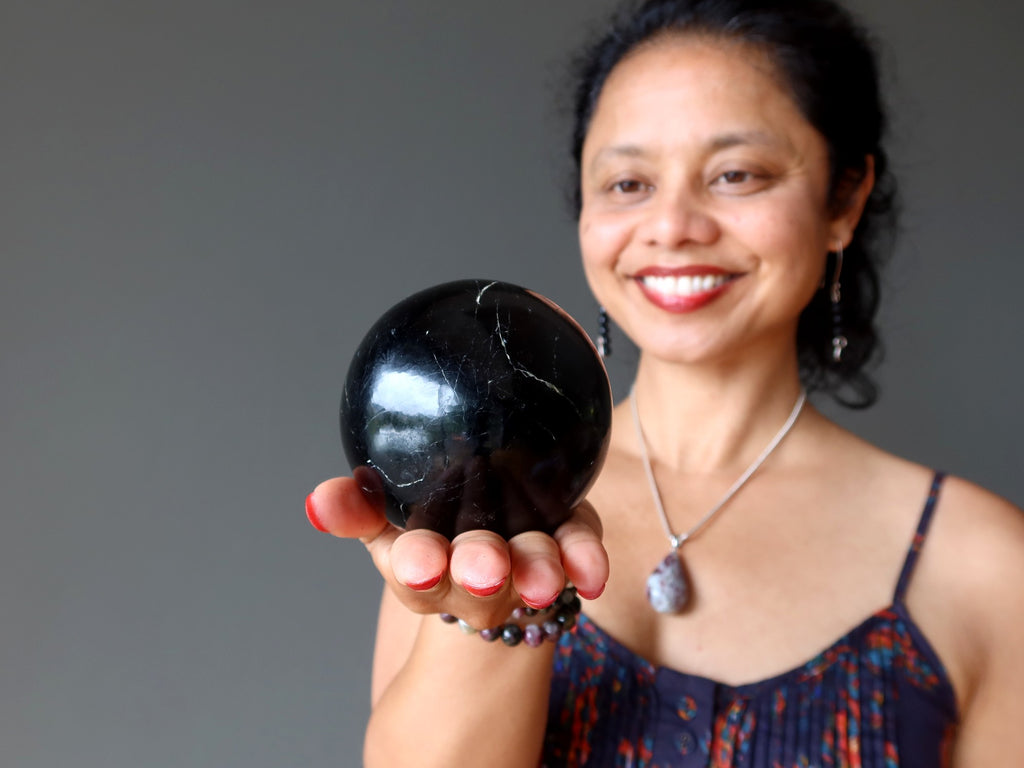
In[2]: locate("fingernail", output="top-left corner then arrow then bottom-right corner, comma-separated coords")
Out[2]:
578,583 -> 606,601
463,579 -> 505,598
522,592 -> 560,610
405,574 -> 442,592
305,494 -> 329,533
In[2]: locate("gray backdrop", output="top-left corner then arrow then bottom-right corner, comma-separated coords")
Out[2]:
3,1 -> 1021,766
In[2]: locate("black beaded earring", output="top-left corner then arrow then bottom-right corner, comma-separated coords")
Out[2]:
597,307 -> 611,358
829,243 -> 848,364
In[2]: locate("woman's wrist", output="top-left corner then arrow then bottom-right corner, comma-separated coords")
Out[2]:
439,586 -> 581,647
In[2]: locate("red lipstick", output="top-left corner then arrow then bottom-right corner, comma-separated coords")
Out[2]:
633,265 -> 737,313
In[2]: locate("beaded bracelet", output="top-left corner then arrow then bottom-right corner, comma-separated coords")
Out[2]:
439,586 -> 582,648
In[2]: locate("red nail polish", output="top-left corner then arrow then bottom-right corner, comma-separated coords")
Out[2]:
405,574 -> 442,591
522,592 -> 559,610
463,580 -> 505,598
577,583 -> 606,601
305,494 -> 329,533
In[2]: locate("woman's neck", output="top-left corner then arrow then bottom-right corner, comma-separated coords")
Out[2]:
628,351 -> 806,475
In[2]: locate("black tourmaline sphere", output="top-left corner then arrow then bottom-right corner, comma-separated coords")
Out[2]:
340,280 -> 612,540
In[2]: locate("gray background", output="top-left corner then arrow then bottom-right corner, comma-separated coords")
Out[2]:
2,1 -> 1021,766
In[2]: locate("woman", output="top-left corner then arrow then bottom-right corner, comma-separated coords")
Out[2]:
306,0 -> 1024,765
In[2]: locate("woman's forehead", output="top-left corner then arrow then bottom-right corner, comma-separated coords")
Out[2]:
583,38 -> 814,156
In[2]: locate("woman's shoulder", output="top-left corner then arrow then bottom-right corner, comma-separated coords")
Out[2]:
842,431 -> 1024,728
840,428 -> 1024,619
915,471 -> 1024,604
902,468 -> 1024,715
936,471 -> 1023,528
808,420 -> 1023,636
927,472 -> 1024,613
812,414 -> 1020,527
920,473 -> 1024,759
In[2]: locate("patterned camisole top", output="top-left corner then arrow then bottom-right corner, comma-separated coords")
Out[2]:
542,472 -> 958,767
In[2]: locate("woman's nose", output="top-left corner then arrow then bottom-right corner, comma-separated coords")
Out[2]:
640,187 -> 720,249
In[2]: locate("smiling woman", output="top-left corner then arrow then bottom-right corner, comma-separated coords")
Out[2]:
577,38 -> 866,376
305,1 -> 1024,766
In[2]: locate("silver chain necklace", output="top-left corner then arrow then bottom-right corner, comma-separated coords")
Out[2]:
630,386 -> 807,614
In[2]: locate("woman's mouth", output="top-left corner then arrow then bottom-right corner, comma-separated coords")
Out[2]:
634,267 -> 738,312
640,273 -> 730,296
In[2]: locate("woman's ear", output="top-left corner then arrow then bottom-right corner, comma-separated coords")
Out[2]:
830,155 -> 875,246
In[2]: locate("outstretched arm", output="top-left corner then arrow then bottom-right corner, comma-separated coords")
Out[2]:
306,473 -> 609,768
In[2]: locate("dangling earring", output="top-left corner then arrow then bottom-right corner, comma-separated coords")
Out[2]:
597,307 -> 611,358
829,242 -> 848,363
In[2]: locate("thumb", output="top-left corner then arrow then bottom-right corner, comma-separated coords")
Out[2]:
305,472 -> 393,546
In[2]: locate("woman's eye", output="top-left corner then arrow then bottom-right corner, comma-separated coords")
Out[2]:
719,170 -> 753,184
611,179 -> 648,194
711,168 -> 773,194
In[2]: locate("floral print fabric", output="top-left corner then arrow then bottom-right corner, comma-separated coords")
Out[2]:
542,474 -> 957,768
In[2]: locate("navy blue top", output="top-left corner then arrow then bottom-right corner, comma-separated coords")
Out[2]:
543,472 -> 958,767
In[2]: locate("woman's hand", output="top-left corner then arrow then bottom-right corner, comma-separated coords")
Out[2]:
305,467 -> 609,630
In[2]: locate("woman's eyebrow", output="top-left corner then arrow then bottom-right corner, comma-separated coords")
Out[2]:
590,131 -> 788,170
590,144 -> 647,165
708,130 -> 785,151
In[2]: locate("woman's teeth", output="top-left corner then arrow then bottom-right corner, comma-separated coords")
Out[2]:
641,274 -> 729,296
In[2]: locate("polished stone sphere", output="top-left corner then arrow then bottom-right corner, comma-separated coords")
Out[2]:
340,279 -> 612,540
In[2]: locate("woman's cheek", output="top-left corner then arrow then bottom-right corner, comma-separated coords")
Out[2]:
580,213 -> 633,269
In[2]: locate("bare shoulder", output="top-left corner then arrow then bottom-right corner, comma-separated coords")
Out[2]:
844,440 -> 1024,757
941,471 -> 1024,530
916,475 -> 1024,762
905,470 -> 1024,641
808,420 -> 1024,691
928,474 -> 1024,610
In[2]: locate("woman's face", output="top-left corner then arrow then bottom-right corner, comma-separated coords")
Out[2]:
578,37 -> 867,367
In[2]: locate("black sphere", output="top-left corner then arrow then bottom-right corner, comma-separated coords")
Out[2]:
340,280 -> 612,540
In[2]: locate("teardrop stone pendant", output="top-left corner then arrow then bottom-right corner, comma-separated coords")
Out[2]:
646,550 -> 690,614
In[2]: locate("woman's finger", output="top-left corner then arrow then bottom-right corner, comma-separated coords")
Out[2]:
448,529 -> 511,597
388,528 -> 451,594
305,474 -> 391,543
435,530 -> 518,629
508,531 -> 566,609
554,501 -> 609,600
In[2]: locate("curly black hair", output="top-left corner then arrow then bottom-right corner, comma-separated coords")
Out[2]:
568,0 -> 898,408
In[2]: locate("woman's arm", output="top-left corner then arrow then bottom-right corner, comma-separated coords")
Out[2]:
366,589 -> 558,767
306,475 -> 608,768
936,479 -> 1024,766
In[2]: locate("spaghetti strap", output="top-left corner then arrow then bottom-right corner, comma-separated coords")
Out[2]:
893,471 -> 946,604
